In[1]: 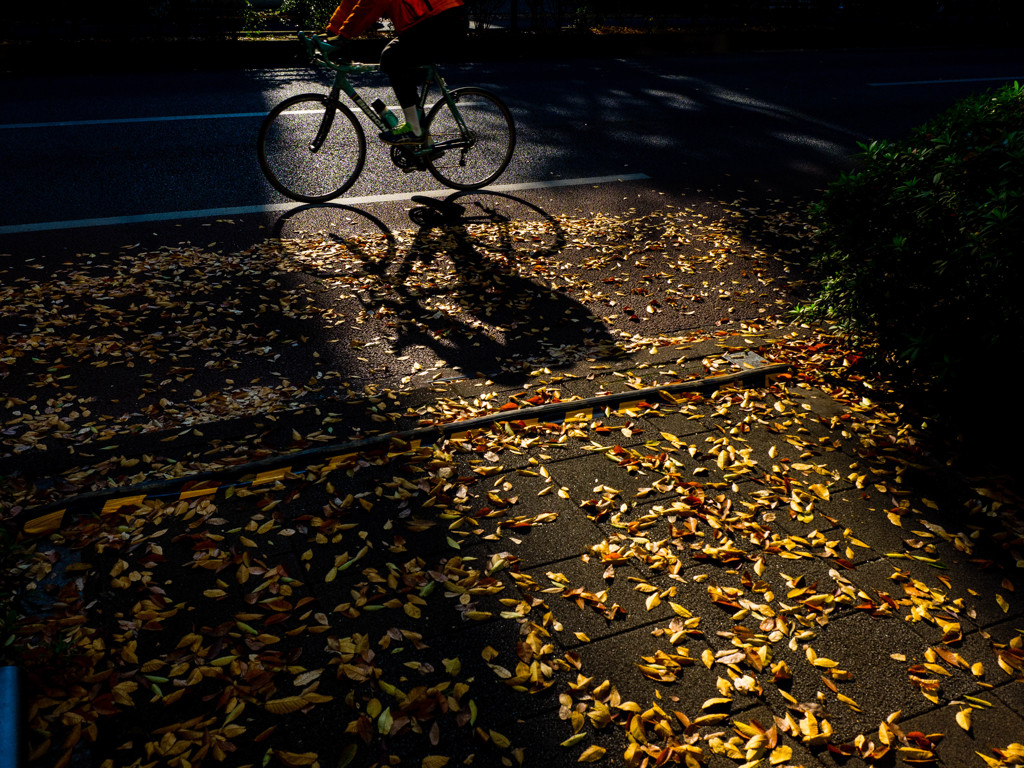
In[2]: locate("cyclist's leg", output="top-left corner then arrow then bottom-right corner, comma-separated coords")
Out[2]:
380,7 -> 468,138
379,37 -> 422,112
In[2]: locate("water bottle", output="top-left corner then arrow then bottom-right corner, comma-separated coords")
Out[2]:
372,99 -> 399,129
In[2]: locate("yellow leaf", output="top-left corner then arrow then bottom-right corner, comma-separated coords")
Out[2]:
770,745 -> 793,765
809,483 -> 830,501
265,696 -> 308,715
965,696 -> 994,708
898,747 -> 935,760
377,707 -> 393,735
669,602 -> 692,618
734,721 -> 762,739
996,593 -> 1010,613
422,757 -> 450,768
578,745 -> 607,763
489,730 -> 511,749
701,697 -> 731,710
955,708 -> 972,732
837,693 -> 861,711
692,713 -> 728,726
112,681 -> 138,706
701,649 -> 714,669
561,734 -> 587,748
274,751 -> 319,766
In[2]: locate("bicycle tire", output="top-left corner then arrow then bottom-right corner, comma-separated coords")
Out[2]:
424,87 -> 516,190
257,94 -> 366,203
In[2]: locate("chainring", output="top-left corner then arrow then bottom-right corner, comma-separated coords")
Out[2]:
390,145 -> 422,172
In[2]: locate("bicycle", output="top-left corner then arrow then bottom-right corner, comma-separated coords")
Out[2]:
257,32 -> 517,203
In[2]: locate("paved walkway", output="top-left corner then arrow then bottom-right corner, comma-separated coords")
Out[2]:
14,329 -> 1024,768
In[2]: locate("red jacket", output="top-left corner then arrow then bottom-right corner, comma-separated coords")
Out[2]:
327,0 -> 463,37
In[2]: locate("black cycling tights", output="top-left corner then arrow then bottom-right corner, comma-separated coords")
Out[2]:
379,6 -> 469,109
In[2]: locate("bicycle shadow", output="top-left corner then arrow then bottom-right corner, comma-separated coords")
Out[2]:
363,190 -> 619,384
268,192 -> 620,387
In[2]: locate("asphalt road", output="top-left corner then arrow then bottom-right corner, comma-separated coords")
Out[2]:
2,45 -> 1023,238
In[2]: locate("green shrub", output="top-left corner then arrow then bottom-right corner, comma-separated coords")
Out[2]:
802,82 -> 1024,390
278,0 -> 338,29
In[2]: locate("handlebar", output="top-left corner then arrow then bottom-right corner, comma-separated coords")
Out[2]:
299,31 -> 343,61
298,31 -> 380,74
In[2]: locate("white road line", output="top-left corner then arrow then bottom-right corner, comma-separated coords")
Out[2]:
0,112 -> 269,130
0,104 -> 482,130
868,76 -> 1024,87
0,174 -> 651,235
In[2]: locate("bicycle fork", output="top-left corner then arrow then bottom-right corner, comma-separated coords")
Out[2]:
310,83 -> 346,152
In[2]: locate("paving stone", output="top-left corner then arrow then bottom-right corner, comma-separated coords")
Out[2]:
517,554 -> 674,647
568,621 -> 718,716
898,696 -> 1024,768
773,612 -> 937,743
992,680 -> 1024,718
839,557 -> 980,646
702,703 -> 833,768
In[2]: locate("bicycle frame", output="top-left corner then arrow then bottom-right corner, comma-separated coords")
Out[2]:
302,32 -> 473,159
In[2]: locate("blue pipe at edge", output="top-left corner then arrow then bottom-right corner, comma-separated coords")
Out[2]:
0,666 -> 21,768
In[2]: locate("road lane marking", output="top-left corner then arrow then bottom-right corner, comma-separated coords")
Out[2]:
0,174 -> 651,234
0,113 -> 269,130
868,76 -> 1024,87
0,104 -> 407,130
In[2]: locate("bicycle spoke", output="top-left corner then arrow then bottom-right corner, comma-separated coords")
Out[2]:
425,88 -> 516,190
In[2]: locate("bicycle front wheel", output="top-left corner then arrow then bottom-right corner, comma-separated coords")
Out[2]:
425,87 -> 516,190
257,94 -> 366,203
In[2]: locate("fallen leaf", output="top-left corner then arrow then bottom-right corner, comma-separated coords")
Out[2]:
578,745 -> 607,762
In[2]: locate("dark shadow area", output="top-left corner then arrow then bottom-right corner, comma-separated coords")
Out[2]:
269,192 -> 620,389
13,430 -> 561,768
366,190 -> 619,383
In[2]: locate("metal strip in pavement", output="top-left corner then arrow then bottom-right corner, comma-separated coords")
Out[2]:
16,361 -> 788,537
868,76 -> 1024,87
0,174 -> 651,235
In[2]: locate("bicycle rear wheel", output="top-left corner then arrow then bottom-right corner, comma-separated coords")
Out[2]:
257,94 -> 366,203
424,87 -> 516,190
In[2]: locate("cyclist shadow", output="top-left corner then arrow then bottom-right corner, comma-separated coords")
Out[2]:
364,191 -> 619,384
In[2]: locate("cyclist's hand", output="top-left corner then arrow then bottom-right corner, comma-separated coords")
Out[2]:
321,33 -> 348,60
